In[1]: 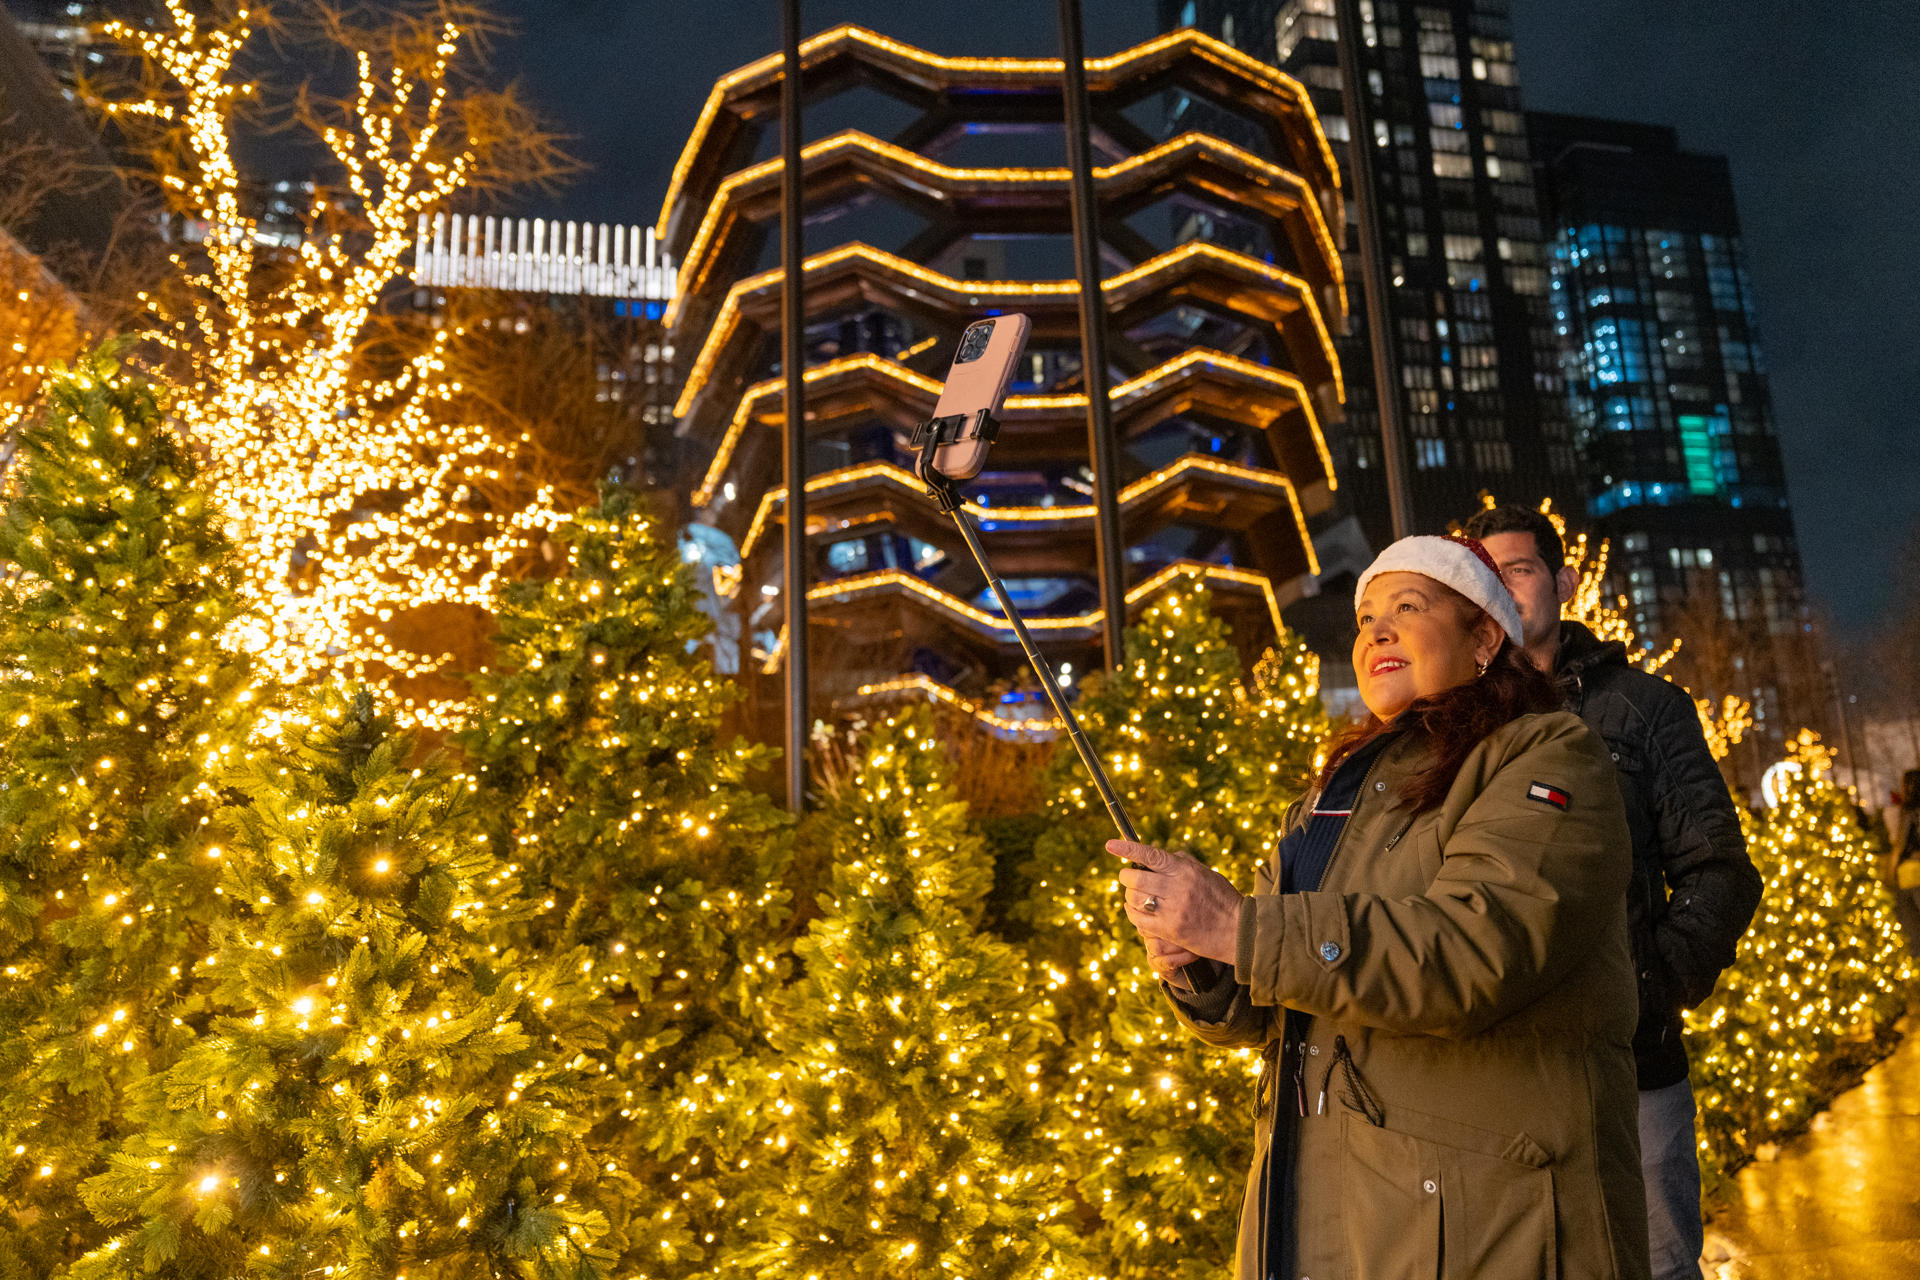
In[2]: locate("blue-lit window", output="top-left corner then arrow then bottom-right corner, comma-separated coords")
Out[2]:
908,537 -> 946,571
1589,320 -> 1624,385
825,539 -> 870,575
1615,318 -> 1650,382
974,578 -> 1078,614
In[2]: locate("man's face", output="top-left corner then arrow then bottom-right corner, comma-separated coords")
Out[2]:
1479,531 -> 1571,650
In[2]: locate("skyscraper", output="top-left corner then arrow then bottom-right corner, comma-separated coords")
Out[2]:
1528,111 -> 1808,649
1161,0 -> 1584,565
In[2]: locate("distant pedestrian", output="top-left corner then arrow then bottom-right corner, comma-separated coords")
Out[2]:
1467,504 -> 1763,1280
1885,770 -> 1920,958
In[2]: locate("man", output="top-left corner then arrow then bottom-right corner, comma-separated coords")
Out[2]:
1465,504 -> 1762,1280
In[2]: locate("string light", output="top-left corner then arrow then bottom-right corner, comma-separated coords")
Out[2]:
848,674 -> 1066,736
760,561 -> 1288,674
1687,730 -> 1913,1188
655,25 -> 1338,244
691,349 -> 1334,510
734,708 -> 1089,1278
737,453 -> 1317,574
101,2 -> 562,723
1005,587 -> 1326,1275
666,129 -> 1342,333
677,238 -> 1342,421
0,232 -> 84,443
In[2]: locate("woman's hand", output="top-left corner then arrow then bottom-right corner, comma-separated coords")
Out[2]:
1106,839 -> 1244,966
1143,935 -> 1205,985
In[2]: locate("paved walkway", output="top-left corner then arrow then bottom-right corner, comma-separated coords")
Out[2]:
1703,1018 -> 1920,1278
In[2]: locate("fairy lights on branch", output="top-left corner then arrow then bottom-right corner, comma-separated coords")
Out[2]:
101,1 -> 563,716
0,229 -> 85,450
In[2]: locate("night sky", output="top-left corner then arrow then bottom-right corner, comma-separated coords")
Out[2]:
493,1 -> 1916,642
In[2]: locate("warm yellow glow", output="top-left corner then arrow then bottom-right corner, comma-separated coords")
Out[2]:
1696,693 -> 1755,764
1685,727 -> 1914,1183
739,453 -> 1318,575
693,349 -> 1333,508
665,127 -> 1340,330
850,674 -> 1065,736
691,354 -> 937,507
763,560 -> 1285,672
676,238 -> 1341,418
0,230 -> 85,442
102,4 -> 561,719
656,25 -> 1335,239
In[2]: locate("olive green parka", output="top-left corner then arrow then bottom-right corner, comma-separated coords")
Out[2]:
1169,710 -> 1650,1280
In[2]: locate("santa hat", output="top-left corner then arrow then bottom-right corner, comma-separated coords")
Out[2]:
1354,534 -> 1524,648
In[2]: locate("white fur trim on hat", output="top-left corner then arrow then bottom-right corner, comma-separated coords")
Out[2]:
1354,534 -> 1524,648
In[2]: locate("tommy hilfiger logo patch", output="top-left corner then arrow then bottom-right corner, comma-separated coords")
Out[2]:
1528,781 -> 1570,810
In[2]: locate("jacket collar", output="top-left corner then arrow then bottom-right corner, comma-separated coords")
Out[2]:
1552,619 -> 1627,708
1554,619 -> 1628,680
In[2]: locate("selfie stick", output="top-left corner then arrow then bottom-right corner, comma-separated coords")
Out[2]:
911,413 -> 1202,990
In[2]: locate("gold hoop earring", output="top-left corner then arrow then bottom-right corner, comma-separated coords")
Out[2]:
1476,656 -> 1490,678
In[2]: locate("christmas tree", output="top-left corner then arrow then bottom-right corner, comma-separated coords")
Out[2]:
0,350 -> 256,1276
725,708 -> 1085,1280
460,487 -> 791,1277
72,685 -> 620,1278
1687,730 -> 1914,1182
1016,586 -> 1327,1279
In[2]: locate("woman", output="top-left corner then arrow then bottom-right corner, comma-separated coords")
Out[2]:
1111,535 -> 1649,1280
1884,769 -> 1920,957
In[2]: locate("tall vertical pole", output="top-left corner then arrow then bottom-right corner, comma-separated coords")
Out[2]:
1057,0 -> 1127,667
780,0 -> 809,811
1829,662 -> 1867,796
1334,0 -> 1414,540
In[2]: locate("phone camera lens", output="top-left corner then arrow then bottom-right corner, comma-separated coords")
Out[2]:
956,321 -> 993,363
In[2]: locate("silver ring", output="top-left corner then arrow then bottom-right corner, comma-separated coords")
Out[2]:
1142,895 -> 1159,912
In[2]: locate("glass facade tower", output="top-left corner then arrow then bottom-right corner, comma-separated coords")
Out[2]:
1159,0 -> 1584,568
1528,111 -> 1806,646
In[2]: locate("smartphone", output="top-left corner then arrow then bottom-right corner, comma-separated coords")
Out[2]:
928,315 -> 1031,480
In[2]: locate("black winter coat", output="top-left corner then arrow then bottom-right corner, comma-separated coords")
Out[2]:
1555,620 -> 1763,1089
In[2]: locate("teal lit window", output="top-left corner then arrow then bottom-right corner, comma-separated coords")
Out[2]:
1677,411 -> 1730,496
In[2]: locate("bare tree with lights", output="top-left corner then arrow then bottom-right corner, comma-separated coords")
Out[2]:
96,0 -> 574,720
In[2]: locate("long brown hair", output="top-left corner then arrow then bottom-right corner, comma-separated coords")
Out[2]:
1319,619 -> 1561,814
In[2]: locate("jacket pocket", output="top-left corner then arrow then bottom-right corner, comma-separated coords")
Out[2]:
1341,1106 -> 1557,1280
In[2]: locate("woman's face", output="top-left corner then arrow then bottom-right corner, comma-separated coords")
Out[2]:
1352,571 -> 1501,720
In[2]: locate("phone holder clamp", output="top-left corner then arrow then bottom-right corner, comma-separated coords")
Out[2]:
909,410 -> 998,515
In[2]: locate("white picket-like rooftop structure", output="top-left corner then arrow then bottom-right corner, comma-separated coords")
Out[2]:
412,213 -> 676,301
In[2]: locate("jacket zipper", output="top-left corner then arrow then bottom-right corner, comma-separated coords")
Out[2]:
1259,741 -> 1409,1280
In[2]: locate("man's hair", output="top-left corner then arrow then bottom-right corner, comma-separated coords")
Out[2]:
1463,503 -> 1565,571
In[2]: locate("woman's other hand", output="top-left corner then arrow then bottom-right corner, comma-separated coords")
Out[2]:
1106,839 -> 1243,965
1143,935 -> 1206,985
